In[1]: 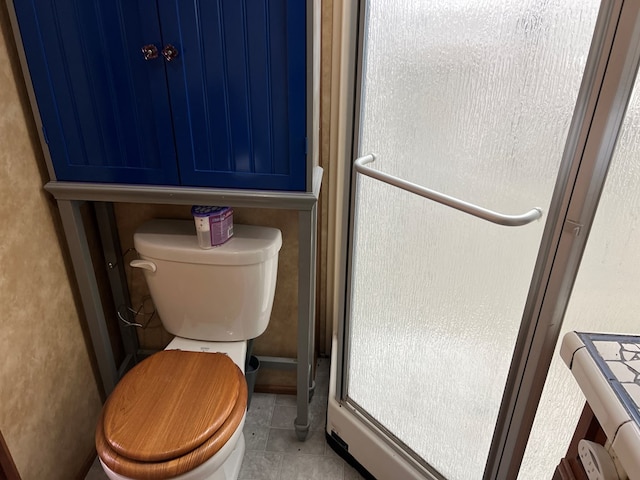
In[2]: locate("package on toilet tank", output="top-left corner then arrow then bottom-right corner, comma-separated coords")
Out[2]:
191,206 -> 234,248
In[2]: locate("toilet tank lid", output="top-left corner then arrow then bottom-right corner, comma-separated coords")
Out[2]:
134,220 -> 282,266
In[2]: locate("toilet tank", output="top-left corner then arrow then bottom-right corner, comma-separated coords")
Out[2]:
132,219 -> 282,341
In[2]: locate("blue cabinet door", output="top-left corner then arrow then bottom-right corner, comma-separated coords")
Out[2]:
14,0 -> 307,190
14,1 -> 180,185
157,0 -> 307,191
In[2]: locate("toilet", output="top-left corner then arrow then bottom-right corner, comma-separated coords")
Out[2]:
95,219 -> 282,480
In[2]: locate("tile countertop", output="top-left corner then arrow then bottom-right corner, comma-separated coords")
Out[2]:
561,331 -> 640,479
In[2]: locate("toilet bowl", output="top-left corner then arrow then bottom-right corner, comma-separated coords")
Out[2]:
95,220 -> 282,480
95,347 -> 247,480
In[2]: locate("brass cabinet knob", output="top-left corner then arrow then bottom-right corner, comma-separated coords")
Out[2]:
162,44 -> 179,62
141,44 -> 159,60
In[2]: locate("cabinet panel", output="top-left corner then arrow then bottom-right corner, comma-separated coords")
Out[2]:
14,1 -> 180,184
158,0 -> 307,190
14,0 -> 308,190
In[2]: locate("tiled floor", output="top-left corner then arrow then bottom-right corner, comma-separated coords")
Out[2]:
86,358 -> 365,480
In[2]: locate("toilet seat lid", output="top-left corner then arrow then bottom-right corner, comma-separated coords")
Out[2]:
102,350 -> 241,462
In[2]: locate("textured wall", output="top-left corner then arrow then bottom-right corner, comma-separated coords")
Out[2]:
317,0 -> 333,353
0,5 -> 102,479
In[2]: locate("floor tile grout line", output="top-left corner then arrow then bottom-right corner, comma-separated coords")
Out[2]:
276,447 -> 285,480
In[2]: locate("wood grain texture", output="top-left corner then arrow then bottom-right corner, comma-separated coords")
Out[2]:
103,351 -> 240,462
0,430 -> 21,480
553,458 -> 580,480
552,403 -> 605,480
96,357 -> 247,479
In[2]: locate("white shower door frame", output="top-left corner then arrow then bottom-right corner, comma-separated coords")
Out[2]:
328,0 -> 640,479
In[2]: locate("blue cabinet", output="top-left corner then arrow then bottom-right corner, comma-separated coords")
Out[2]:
13,0 -> 307,191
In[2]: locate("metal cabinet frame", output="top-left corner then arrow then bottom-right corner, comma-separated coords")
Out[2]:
48,172 -> 322,441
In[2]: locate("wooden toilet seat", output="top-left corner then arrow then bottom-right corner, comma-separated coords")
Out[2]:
96,350 -> 248,479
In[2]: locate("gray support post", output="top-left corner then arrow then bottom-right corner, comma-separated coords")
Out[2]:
93,202 -> 139,376
57,200 -> 118,395
295,203 -> 318,441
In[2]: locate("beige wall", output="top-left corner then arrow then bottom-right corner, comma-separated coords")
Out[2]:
317,0 -> 334,353
0,5 -> 102,479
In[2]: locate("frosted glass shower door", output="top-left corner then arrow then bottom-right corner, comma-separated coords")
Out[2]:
345,1 -> 600,479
